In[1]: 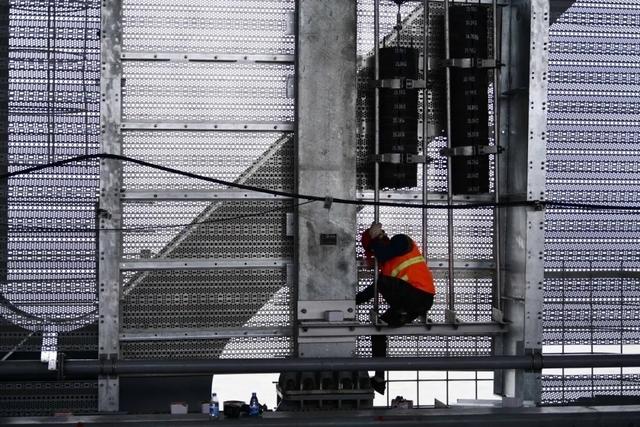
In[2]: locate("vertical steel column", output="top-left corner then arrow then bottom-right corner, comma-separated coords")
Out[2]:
373,0 -> 381,318
296,0 -> 357,357
443,0 -> 456,322
99,0 -> 123,412
499,0 -> 549,405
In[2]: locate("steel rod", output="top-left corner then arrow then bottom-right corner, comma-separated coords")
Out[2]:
444,0 -> 455,315
491,0 -> 502,317
422,0 -> 430,274
3,355 -> 640,379
373,0 -> 381,319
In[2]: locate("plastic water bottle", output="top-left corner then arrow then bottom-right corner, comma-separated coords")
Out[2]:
209,392 -> 220,419
248,392 -> 260,417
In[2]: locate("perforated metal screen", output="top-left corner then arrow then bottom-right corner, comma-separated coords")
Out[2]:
117,0 -> 296,361
4,0 -> 640,415
543,0 -> 640,405
0,0 -> 101,416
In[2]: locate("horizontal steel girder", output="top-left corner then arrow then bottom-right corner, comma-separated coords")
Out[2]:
2,354 -> 640,380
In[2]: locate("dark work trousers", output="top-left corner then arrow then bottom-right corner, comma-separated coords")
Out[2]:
356,275 -> 435,379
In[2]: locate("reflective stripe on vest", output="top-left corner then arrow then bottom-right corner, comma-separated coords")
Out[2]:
380,240 -> 435,294
390,255 -> 426,278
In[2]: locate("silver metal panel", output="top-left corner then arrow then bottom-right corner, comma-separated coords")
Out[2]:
121,53 -> 295,63
121,268 -> 291,330
542,0 -> 640,405
120,326 -> 290,341
297,0 -> 358,356
122,0 -> 295,55
1,0 -> 101,347
120,258 -> 289,271
299,322 -> 507,337
121,61 -> 294,123
99,0 -> 123,412
121,190 -> 290,201
121,336 -> 293,360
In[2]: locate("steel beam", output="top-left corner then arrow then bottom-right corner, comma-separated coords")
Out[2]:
298,322 -> 508,337
121,190 -> 291,201
357,191 -> 495,203
120,258 -> 289,271
544,270 -> 640,280
120,52 -> 294,63
3,354 -> 640,379
120,121 -> 293,132
99,0 -> 123,412
120,327 -> 290,342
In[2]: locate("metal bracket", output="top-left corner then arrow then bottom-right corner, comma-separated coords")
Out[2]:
377,78 -> 427,90
526,348 -> 544,373
440,145 -> 503,157
446,58 -> 499,69
492,308 -> 504,323
375,153 -> 431,164
56,352 -> 65,380
286,75 -> 295,99
444,309 -> 459,326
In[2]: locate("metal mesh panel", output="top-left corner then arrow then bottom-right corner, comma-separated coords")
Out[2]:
121,336 -> 293,360
356,335 -> 492,358
1,0 -> 100,336
0,380 -> 98,417
122,0 -> 295,55
123,131 -> 288,190
122,62 -> 294,123
543,0 -> 640,405
122,268 -> 290,329
121,200 -> 293,260
0,1 -> 100,415
119,2 -> 296,360
542,374 -> 640,406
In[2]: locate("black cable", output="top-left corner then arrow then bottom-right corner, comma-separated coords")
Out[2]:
6,153 -> 640,213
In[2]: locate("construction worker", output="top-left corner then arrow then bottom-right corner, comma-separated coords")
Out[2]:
356,222 -> 435,394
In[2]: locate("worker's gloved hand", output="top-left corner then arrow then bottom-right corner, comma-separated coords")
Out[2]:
368,223 -> 386,240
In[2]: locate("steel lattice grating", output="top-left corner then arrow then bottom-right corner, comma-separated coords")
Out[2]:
122,268 -> 292,329
122,336 -> 293,360
0,0 -> 101,415
0,380 -> 98,417
1,0 -> 100,335
122,62 -> 294,123
356,335 -> 492,358
123,131 -> 291,190
122,0 -> 295,55
542,373 -> 640,406
542,0 -> 640,405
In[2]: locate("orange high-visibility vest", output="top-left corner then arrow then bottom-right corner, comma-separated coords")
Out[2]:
380,240 -> 435,295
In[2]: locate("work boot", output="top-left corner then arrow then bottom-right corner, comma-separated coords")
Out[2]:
370,375 -> 386,395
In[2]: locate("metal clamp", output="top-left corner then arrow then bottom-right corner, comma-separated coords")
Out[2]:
446,58 -> 499,69
377,78 -> 427,90
440,145 -> 503,157
375,153 -> 432,164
